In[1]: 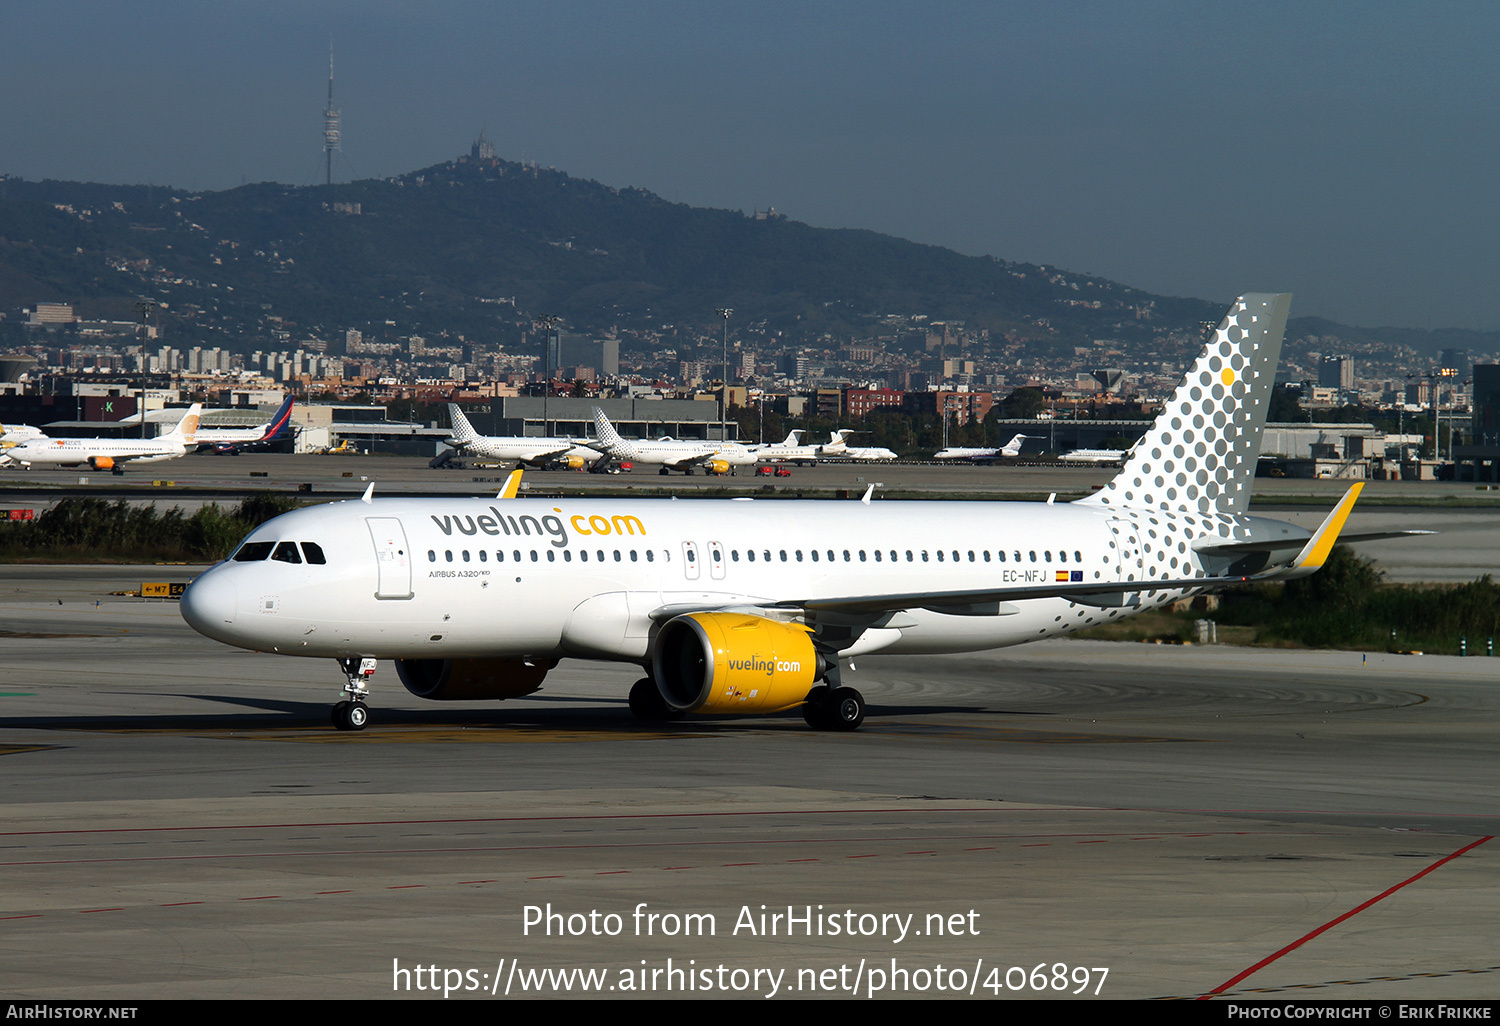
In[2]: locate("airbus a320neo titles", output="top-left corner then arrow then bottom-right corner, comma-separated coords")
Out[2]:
182,294 -> 1421,732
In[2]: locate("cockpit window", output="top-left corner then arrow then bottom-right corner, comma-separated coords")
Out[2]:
233,541 -> 274,562
271,541 -> 302,564
301,542 -> 327,564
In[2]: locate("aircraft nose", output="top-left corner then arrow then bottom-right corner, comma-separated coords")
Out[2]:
180,568 -> 239,641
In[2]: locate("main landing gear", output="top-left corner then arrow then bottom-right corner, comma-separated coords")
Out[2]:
332,657 -> 377,731
801,685 -> 866,731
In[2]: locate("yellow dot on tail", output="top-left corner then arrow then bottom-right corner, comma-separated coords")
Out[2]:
1221,368 -> 1235,387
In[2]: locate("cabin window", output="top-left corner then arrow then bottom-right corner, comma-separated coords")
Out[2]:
795,550 -> 803,562
462,550 -> 471,562
1044,550 -> 1051,562
547,550 -> 556,562
811,550 -> 819,562
1029,551 -> 1037,562
922,551 -> 929,562
563,550 -> 572,562
530,550 -> 539,562
997,550 -> 1005,562
478,550 -> 487,563
936,550 -> 944,562
843,550 -> 851,562
873,550 -> 882,562
1075,550 -> 1083,562
859,550 -> 866,561
732,550 -> 741,562
496,551 -> 504,562
445,550 -> 453,563
906,550 -> 914,562
646,550 -> 654,562
630,550 -> 638,561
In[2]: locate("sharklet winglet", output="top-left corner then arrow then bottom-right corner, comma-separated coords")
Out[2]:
498,469 -> 523,499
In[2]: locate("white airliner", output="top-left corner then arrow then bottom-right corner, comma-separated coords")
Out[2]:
441,404 -> 601,470
588,407 -> 758,475
935,434 -> 1037,462
180,294 -> 1418,733
7,404 -> 202,473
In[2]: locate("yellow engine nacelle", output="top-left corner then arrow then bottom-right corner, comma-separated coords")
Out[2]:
705,459 -> 730,475
91,456 -> 116,471
652,613 -> 823,715
395,657 -> 552,700
564,455 -> 587,470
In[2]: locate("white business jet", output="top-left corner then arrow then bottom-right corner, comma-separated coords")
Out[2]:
934,433 -> 1038,462
181,294 -> 1423,732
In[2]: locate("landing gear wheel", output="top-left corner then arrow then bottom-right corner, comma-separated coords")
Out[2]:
658,467 -> 670,476
332,700 -> 369,731
628,678 -> 682,721
802,686 -> 832,729
829,687 -> 865,731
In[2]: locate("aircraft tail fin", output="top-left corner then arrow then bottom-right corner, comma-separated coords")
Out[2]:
258,395 -> 295,443
1076,293 -> 1290,516
447,404 -> 478,444
592,407 -> 624,450
162,403 -> 203,444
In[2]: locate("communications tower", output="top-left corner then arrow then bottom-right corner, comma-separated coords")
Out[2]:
322,45 -> 340,185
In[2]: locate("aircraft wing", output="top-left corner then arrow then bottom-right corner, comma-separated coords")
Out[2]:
761,484 -> 1375,617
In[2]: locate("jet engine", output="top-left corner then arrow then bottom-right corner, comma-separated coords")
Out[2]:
705,459 -> 730,475
652,613 -> 824,715
395,657 -> 552,700
563,455 -> 588,470
90,456 -> 116,471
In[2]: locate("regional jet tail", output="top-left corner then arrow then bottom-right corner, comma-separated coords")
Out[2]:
182,293 -> 1426,734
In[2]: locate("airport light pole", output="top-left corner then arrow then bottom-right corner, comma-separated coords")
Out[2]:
534,314 -> 559,437
716,308 -> 733,441
135,300 -> 155,439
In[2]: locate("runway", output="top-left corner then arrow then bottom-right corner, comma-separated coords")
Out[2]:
1,569 -> 1496,999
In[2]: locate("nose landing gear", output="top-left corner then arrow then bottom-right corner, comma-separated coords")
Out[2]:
332,657 -> 377,731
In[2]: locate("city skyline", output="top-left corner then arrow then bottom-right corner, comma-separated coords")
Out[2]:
3,1 -> 1498,331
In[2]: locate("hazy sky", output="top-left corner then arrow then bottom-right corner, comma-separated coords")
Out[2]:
3,1 -> 1498,330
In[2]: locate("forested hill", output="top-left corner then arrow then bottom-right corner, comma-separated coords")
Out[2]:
0,157 -> 1224,346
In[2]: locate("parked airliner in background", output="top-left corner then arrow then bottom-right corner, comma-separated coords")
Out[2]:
192,395 -> 296,453
439,404 -> 602,470
181,294 -> 1424,733
935,434 -> 1038,462
7,405 -> 202,473
588,407 -> 758,475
